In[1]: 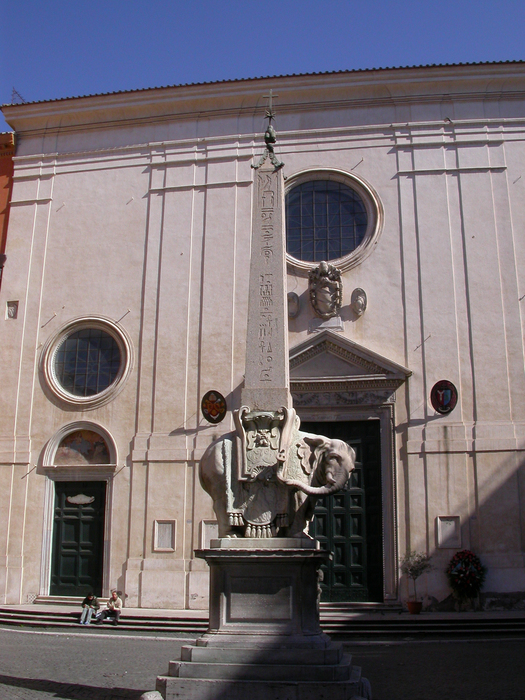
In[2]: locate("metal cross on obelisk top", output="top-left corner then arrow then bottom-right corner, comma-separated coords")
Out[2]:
264,89 -> 277,122
252,89 -> 284,170
241,93 -> 290,410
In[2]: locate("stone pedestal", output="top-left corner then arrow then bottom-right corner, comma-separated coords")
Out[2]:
154,540 -> 371,700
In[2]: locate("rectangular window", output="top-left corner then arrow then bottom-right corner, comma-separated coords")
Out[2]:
436,516 -> 461,549
153,520 -> 176,552
6,301 -> 18,319
200,520 -> 219,549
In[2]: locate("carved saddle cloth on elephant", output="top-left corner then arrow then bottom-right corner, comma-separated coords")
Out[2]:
223,426 -> 322,538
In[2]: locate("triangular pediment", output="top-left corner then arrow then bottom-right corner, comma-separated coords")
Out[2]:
289,330 -> 411,388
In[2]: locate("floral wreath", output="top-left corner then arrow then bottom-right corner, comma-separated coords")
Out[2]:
446,550 -> 487,600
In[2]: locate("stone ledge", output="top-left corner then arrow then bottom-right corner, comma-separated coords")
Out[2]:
209,537 -> 318,549
169,655 -> 354,681
156,674 -> 366,700
180,643 -> 343,665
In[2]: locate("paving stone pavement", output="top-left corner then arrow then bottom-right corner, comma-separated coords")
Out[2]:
0,627 -> 182,700
1,626 -> 525,699
0,676 -> 141,699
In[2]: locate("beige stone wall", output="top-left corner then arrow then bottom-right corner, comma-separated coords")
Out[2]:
1,64 -> 525,606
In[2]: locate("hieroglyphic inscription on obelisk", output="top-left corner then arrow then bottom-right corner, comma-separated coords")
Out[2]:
241,156 -> 291,411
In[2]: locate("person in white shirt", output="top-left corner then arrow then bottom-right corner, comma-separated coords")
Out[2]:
95,590 -> 123,626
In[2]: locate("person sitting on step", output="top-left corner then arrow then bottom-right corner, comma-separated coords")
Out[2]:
95,590 -> 122,626
79,592 -> 99,625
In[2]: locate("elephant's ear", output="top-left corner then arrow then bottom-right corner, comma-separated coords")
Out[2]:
303,436 -> 328,448
296,440 -> 312,475
302,435 -> 330,477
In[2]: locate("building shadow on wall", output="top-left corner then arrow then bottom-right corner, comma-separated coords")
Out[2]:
397,437 -> 525,610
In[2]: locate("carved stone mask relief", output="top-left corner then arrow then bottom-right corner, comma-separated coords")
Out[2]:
308,261 -> 342,319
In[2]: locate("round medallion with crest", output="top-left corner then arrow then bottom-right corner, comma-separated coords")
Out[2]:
201,390 -> 227,424
430,380 -> 458,415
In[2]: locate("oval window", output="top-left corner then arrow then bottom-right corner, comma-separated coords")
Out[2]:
54,328 -> 121,397
285,169 -> 383,273
42,317 -> 132,409
286,180 -> 368,262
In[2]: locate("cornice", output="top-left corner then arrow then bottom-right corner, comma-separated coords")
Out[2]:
291,378 -> 404,393
4,63 -> 525,136
4,60 -> 525,109
12,118 -> 522,168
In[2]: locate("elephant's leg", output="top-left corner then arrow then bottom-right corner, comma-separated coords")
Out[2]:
211,490 -> 237,538
283,491 -> 316,539
199,437 -> 240,538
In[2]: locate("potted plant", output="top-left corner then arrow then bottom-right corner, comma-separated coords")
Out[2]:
401,551 -> 433,614
446,550 -> 486,608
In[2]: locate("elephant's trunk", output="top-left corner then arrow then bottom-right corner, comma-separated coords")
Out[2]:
277,475 -> 347,497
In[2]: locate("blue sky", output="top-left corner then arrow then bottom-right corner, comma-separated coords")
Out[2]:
1,0 -> 524,131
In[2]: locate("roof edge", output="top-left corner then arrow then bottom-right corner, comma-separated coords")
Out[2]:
3,60 -> 525,110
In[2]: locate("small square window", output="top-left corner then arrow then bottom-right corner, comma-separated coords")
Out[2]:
153,520 -> 176,552
6,301 -> 19,319
436,516 -> 461,549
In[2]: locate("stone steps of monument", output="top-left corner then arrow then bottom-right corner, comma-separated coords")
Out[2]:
156,669 -> 365,700
181,643 -> 344,665
1,605 -> 525,638
321,601 -> 403,611
169,654 -> 354,682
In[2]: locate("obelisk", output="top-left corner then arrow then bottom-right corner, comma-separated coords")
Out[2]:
241,92 -> 291,411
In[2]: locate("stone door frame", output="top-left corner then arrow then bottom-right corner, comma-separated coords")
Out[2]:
40,473 -> 114,597
289,331 -> 411,602
293,397 -> 398,601
38,421 -> 118,598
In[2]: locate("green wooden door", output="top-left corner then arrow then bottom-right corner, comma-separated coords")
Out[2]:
50,481 -> 106,596
303,420 -> 383,602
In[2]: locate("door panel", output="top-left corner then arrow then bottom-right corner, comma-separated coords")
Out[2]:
50,481 -> 106,596
303,420 -> 383,602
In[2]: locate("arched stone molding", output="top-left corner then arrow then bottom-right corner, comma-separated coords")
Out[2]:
40,420 -> 118,476
284,167 -> 384,275
38,421 -> 117,597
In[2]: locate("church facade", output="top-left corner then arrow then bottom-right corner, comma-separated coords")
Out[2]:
1,61 -> 525,608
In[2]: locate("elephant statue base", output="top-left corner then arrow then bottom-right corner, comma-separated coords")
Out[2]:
154,537 -> 371,700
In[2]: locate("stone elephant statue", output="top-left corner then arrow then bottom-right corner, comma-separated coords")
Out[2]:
199,422 -> 356,540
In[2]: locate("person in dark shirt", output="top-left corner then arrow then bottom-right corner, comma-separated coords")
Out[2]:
79,593 -> 99,625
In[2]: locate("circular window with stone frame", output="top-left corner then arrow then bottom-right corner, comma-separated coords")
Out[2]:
285,168 -> 383,274
42,317 -> 133,409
